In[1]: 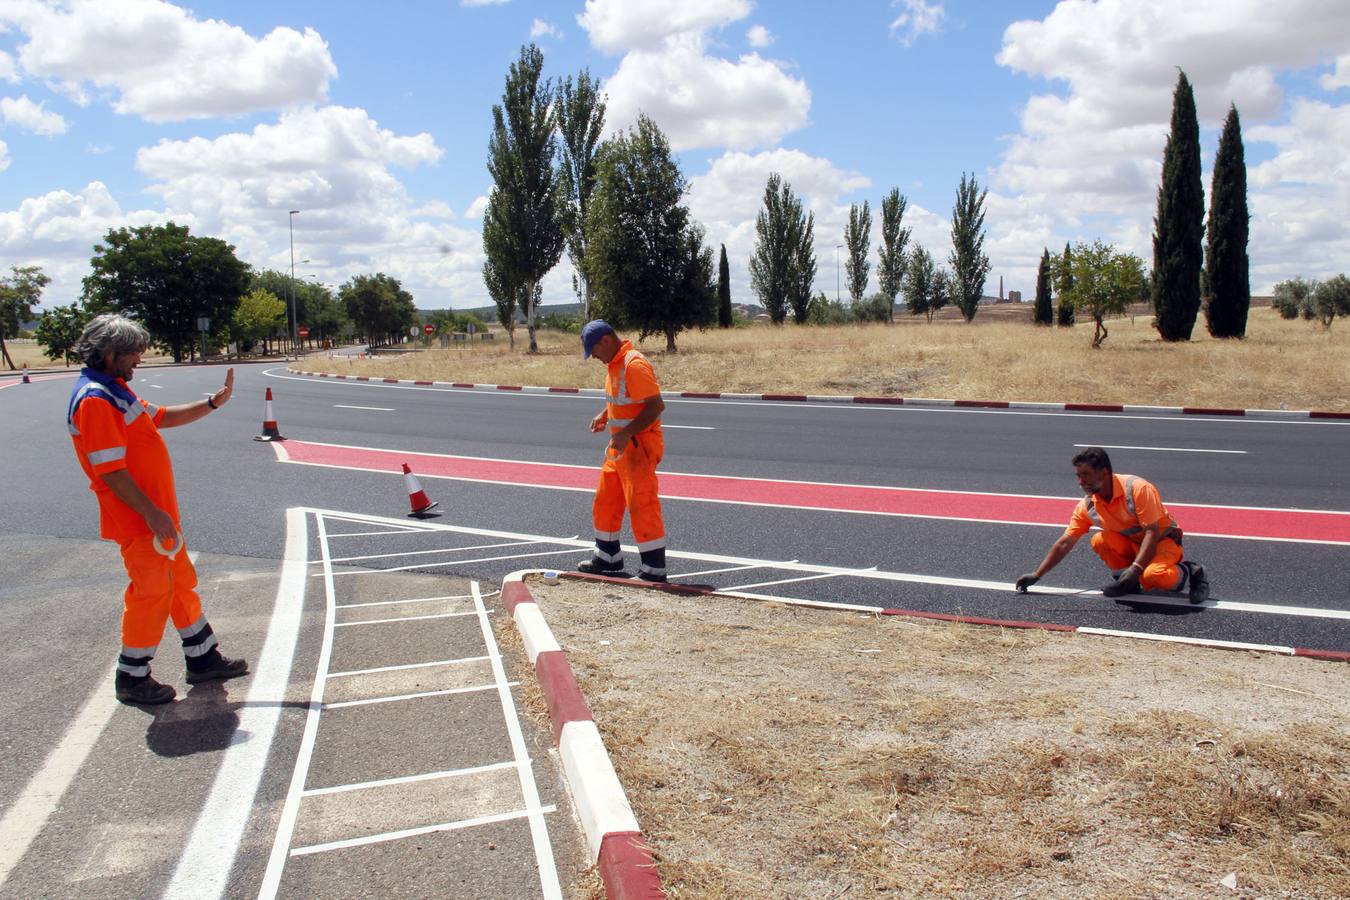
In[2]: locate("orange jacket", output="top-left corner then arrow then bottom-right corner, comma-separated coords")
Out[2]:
1066,473 -> 1181,544
67,368 -> 178,542
604,340 -> 662,439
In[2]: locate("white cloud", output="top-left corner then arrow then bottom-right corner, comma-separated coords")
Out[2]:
2,0 -> 337,122
890,0 -> 945,48
86,143 -> 112,154
603,33 -> 810,151
578,0 -> 753,54
1,94 -> 68,135
464,194 -> 489,219
0,49 -> 18,83
747,25 -> 772,48
689,149 -> 870,223
530,18 -> 562,40
0,138 -> 8,172
1323,53 -> 1350,90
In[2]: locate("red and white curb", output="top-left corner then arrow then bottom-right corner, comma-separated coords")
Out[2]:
287,369 -> 1350,420
501,570 -> 665,899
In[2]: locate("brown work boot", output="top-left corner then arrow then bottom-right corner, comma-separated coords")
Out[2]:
115,674 -> 176,705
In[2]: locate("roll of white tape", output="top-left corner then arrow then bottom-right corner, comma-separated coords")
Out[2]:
154,529 -> 185,559
543,570 -> 560,585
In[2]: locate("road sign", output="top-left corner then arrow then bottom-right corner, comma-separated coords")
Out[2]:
423,323 -> 435,335
409,326 -> 419,338
467,323 -> 476,335
298,326 -> 310,338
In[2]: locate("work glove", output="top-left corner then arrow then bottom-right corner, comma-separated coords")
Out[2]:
1014,573 -> 1039,593
1101,569 -> 1141,598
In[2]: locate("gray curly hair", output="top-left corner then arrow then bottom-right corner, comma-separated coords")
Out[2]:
79,313 -> 151,369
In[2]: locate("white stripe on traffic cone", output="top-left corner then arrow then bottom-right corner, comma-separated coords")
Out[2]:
403,463 -> 439,517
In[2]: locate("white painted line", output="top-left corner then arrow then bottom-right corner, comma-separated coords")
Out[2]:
0,669 -> 117,890
335,593 -> 472,609
731,569 -> 872,592
288,805 -> 558,858
325,527 -> 425,537
664,424 -> 715,430
302,760 -> 519,797
323,682 -> 510,710
326,545 -> 592,575
332,610 -> 482,627
671,561 -> 790,578
333,404 -> 394,411
1077,627 -> 1292,655
472,581 -> 564,899
258,513 -> 340,899
327,656 -> 491,678
1073,443 -> 1247,455
164,506 -> 310,900
323,537 -> 550,565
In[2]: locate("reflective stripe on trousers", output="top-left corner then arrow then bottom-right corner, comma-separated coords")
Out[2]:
116,533 -> 217,675
591,431 -> 665,573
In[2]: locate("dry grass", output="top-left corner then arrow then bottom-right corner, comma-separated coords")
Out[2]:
504,579 -> 1350,899
300,308 -> 1350,411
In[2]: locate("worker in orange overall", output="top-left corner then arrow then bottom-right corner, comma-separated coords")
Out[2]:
576,320 -> 668,583
1015,446 -> 1209,602
67,314 -> 248,704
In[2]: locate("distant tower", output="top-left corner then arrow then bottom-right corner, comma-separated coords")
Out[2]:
999,276 -> 1004,300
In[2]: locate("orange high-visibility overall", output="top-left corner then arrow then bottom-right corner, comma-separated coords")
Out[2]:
1065,473 -> 1185,591
590,341 -> 666,579
68,369 -> 219,678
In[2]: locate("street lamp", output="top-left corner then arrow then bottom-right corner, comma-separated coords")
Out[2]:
835,243 -> 843,304
288,209 -> 300,357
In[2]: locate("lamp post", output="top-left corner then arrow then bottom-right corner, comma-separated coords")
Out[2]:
835,243 -> 842,304
288,209 -> 300,357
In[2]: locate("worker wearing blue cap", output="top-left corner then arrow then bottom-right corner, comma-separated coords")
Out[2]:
578,320 -> 668,582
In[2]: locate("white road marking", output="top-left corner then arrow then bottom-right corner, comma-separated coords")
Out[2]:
335,593 -> 473,609
323,537 -> 551,564
1073,443 -> 1247,454
322,545 -> 591,575
331,610 -> 483,627
164,506 -> 310,899
672,561 -> 793,578
333,404 -> 394,411
327,656 -> 491,679
732,569 -> 874,592
472,580 -> 563,900
288,806 -> 558,858
302,761 -> 519,797
323,682 -> 510,710
664,424 -> 715,430
0,669 -> 117,890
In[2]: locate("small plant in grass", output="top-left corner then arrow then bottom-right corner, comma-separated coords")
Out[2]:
1272,277 -> 1316,320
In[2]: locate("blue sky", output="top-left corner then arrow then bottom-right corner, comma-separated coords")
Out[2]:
2,0 -> 1349,313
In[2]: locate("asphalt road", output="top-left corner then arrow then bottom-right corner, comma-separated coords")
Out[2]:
2,360 -> 1347,896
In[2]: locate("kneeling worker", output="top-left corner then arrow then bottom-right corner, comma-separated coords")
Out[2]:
577,320 -> 668,582
1015,447 -> 1209,602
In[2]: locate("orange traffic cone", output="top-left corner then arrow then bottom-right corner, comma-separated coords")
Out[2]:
21,364 -> 31,384
253,387 -> 286,441
402,463 -> 439,517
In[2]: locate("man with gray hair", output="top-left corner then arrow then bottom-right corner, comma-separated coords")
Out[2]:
67,313 -> 247,704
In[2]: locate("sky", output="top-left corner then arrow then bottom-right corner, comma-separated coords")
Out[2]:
2,0 -> 1349,314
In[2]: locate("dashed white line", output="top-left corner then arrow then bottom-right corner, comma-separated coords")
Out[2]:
288,806 -> 558,858
323,682 -> 512,710
1073,443 -> 1247,454
332,610 -> 483,627
327,656 -> 490,679
302,761 -> 519,797
333,404 -> 394,411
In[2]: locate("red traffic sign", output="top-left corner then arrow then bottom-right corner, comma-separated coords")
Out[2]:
423,323 -> 435,335
297,326 -> 310,338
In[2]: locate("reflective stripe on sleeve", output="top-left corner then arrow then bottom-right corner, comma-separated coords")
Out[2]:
87,446 -> 127,466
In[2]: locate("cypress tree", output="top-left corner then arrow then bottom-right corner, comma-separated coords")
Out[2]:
1151,70 -> 1205,341
1033,248 -> 1053,325
1056,242 -> 1075,326
1205,104 -> 1250,338
717,243 -> 732,327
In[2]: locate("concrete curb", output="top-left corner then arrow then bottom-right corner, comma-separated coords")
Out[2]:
501,571 -> 665,899
285,369 -> 1350,420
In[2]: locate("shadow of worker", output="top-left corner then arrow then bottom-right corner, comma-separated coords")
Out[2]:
143,682 -> 246,758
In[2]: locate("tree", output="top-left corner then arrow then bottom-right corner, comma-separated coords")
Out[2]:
949,172 -> 991,322
750,173 -> 814,325
905,244 -> 943,322
717,244 -> 733,328
1061,240 -> 1147,348
484,43 -> 564,353
843,200 -> 871,306
1271,277 -> 1315,320
556,68 -> 606,322
788,213 -> 817,325
1205,104 -> 1250,339
876,188 -> 910,324
34,303 -> 89,365
1033,248 -> 1053,325
584,114 -> 715,351
1151,70 -> 1205,341
339,273 -> 415,347
230,288 -> 286,352
83,223 -> 250,362
1055,242 -> 1076,326
0,265 -> 50,369
1311,274 -> 1350,328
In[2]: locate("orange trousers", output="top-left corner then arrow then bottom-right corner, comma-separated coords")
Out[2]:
117,533 -> 213,675
1090,530 -> 1184,591
593,430 -> 665,547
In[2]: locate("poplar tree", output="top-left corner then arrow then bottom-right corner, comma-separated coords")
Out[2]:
750,173 -> 813,325
556,69 -> 605,322
1205,104 -> 1250,338
1151,69 -> 1204,341
949,172 -> 991,322
1033,248 -> 1053,325
1056,242 -> 1075,326
843,200 -> 871,305
876,188 -> 910,324
484,44 -> 564,353
717,244 -> 733,328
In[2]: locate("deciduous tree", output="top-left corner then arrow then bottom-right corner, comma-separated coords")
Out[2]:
750,173 -> 814,325
339,273 -> 415,348
34,302 -> 88,365
876,188 -> 910,324
1205,104 -> 1250,338
844,200 -> 870,306
0,265 -> 49,369
949,172 -> 991,322
1061,240 -> 1146,348
1152,70 -> 1205,341
556,68 -> 605,322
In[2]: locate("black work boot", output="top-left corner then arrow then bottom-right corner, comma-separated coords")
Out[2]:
1185,562 -> 1210,604
577,557 -> 625,576
186,648 -> 250,685
115,672 -> 176,705
1102,571 -> 1141,598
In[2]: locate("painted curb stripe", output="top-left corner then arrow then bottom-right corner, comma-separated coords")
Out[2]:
536,651 -> 594,744
598,832 -> 665,900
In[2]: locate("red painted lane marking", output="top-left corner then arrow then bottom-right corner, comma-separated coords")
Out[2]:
279,440 -> 1350,544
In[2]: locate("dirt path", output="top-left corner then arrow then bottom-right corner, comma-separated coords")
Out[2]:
500,578 -> 1350,899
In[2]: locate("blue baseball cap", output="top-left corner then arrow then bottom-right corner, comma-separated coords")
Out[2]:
580,319 -> 615,358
